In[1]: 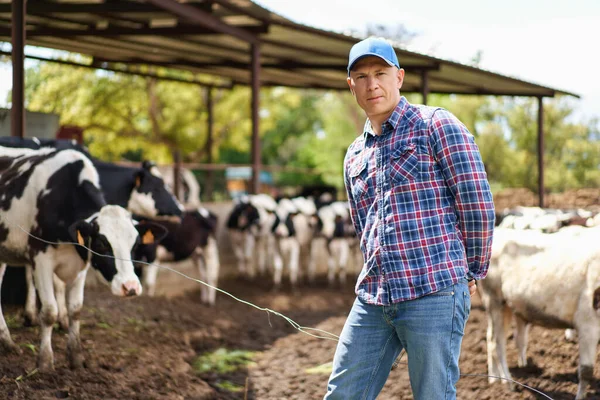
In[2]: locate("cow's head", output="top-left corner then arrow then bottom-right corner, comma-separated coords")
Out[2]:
69,205 -> 165,297
271,199 -> 299,238
127,161 -> 183,218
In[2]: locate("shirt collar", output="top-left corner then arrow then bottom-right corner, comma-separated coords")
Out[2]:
362,96 -> 409,139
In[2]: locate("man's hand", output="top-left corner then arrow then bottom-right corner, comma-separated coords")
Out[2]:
468,280 -> 477,296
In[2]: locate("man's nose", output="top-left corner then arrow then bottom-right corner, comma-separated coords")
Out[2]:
367,76 -> 379,90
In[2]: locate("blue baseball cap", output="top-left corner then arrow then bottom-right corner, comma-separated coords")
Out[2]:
347,37 -> 400,75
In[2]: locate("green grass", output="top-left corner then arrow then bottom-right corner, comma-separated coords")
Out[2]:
96,322 -> 111,329
4,314 -> 21,329
215,380 -> 245,393
305,361 -> 332,375
20,343 -> 37,355
193,348 -> 257,374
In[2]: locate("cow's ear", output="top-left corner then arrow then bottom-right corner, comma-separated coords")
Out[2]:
134,170 -> 144,188
142,160 -> 156,171
68,220 -> 96,246
136,221 -> 168,245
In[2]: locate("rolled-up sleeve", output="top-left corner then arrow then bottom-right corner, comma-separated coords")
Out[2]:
428,109 -> 495,280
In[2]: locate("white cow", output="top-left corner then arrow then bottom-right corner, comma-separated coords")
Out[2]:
478,226 -> 600,399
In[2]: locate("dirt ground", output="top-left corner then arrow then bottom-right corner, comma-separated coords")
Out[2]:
0,261 -> 599,400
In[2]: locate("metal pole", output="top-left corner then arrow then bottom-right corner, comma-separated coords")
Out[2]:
537,96 -> 545,208
421,70 -> 429,105
205,87 -> 214,201
11,0 -> 26,138
250,43 -> 261,194
173,149 -> 181,201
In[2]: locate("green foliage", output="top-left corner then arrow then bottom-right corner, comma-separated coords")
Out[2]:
16,58 -> 599,195
193,348 -> 256,374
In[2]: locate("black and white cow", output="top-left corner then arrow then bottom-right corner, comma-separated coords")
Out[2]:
309,201 -> 361,286
0,138 -> 183,327
270,197 -> 316,290
227,194 -> 278,279
133,207 -> 220,305
0,146 -> 162,371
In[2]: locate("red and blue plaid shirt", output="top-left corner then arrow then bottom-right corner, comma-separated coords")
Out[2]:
344,97 -> 495,305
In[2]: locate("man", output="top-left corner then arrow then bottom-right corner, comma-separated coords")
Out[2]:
324,37 -> 495,399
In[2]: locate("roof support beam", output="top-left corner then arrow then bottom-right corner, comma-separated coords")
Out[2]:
421,70 -> 429,105
144,0 -> 258,44
537,96 -> 545,208
15,24 -> 269,38
11,0 -> 25,138
0,51 -> 233,89
250,43 -> 261,194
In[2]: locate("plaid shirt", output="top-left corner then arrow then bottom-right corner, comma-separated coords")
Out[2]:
344,97 -> 495,305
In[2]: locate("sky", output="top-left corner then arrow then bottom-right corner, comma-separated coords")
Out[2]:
252,0 -> 600,123
0,0 -> 599,123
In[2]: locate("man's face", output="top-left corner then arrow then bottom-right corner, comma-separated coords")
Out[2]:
347,57 -> 404,123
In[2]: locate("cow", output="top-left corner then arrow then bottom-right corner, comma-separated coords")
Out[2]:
0,146 -> 163,372
133,207 -> 220,305
478,226 -> 600,399
270,197 -> 315,290
157,165 -> 202,210
227,194 -> 278,279
0,138 -> 183,327
309,201 -> 361,286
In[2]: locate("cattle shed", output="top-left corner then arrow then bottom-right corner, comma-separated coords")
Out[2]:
0,0 -> 580,207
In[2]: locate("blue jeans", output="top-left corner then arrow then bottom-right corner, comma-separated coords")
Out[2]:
324,280 -> 471,400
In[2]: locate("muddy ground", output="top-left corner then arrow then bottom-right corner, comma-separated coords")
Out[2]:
0,261 -> 598,400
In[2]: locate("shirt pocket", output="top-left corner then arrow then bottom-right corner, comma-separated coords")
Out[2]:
389,143 -> 420,183
348,159 -> 368,199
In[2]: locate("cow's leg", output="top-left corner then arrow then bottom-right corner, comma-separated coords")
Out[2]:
514,315 -> 529,367
257,234 -> 268,276
33,260 -> 58,372
0,264 -> 19,353
307,238 -> 320,283
203,237 -> 220,306
142,263 -> 159,297
24,264 -> 39,326
574,325 -> 599,400
479,286 -> 513,389
327,241 -> 336,286
245,233 -> 256,278
272,241 -> 284,291
66,270 -> 87,369
230,230 -> 246,276
288,240 -> 300,291
54,275 -> 69,331
338,239 -> 350,286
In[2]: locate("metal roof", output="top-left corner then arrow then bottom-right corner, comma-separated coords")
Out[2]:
0,0 -> 579,97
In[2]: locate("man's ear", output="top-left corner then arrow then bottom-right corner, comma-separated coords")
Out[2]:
347,76 -> 355,96
397,68 -> 405,89
136,221 -> 168,245
68,220 -> 96,246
